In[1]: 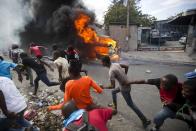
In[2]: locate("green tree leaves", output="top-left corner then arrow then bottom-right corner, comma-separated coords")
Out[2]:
104,0 -> 156,28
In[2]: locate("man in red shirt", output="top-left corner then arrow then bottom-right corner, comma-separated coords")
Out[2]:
65,46 -> 79,63
29,43 -> 47,59
62,100 -> 117,131
128,74 -> 186,131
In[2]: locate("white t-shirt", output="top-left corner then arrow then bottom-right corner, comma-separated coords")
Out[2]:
109,63 -> 130,91
54,57 -> 69,79
0,77 -> 27,118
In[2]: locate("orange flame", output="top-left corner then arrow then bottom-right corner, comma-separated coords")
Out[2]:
74,13 -> 116,57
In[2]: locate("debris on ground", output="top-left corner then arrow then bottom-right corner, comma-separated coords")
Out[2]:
146,69 -> 151,73
22,89 -> 64,131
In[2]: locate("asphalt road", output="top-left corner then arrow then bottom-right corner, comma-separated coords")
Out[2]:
13,58 -> 195,131
82,60 -> 194,131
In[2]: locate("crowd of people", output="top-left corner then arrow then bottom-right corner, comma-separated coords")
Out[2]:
0,43 -> 195,131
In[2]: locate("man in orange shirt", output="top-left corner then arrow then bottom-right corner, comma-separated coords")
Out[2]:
48,60 -> 103,111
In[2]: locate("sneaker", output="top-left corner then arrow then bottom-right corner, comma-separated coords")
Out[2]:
29,92 -> 37,98
142,119 -> 151,128
108,103 -> 116,110
108,103 -> 114,107
150,127 -> 159,131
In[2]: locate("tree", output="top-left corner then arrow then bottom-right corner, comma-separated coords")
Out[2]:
104,0 -> 156,28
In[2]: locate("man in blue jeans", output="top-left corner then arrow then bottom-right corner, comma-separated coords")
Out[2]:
101,56 -> 151,128
128,74 -> 186,131
0,77 -> 31,131
20,53 -> 59,95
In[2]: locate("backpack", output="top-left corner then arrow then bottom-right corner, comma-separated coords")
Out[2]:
66,111 -> 98,131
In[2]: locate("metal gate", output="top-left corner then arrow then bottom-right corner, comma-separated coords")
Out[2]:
137,23 -> 188,51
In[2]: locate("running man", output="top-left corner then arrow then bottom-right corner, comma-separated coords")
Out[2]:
20,53 -> 59,95
101,56 -> 151,128
0,56 -> 22,82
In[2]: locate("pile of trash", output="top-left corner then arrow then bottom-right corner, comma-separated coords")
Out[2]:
25,108 -> 63,131
23,89 -> 64,131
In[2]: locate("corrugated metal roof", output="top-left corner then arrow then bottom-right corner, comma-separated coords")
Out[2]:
168,9 -> 196,25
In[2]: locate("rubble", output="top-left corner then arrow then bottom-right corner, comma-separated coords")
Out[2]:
31,108 -> 63,131
22,89 -> 64,131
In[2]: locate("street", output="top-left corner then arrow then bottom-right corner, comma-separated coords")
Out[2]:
1,0 -> 196,130
13,58 -> 195,131
83,60 -> 194,131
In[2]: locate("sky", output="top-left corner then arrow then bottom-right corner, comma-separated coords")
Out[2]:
83,0 -> 196,23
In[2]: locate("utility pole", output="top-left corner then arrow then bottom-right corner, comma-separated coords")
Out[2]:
126,0 -> 130,51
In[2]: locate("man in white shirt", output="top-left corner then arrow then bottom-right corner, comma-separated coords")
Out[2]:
0,77 -> 30,130
101,56 -> 151,128
53,51 -> 69,82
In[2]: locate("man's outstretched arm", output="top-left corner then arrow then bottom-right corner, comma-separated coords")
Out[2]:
126,78 -> 161,88
38,46 -> 48,50
127,80 -> 147,85
101,80 -> 116,89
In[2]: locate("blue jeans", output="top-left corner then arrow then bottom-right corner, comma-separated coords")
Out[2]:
112,88 -> 148,122
0,110 -> 31,131
34,72 -> 59,94
154,106 -> 176,128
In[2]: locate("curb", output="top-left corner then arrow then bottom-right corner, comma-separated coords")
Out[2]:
121,57 -> 196,66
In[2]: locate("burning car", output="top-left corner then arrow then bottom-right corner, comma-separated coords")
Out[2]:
74,12 -> 119,61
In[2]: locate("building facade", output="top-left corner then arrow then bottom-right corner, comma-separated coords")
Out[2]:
169,9 -> 196,55
108,23 -> 138,51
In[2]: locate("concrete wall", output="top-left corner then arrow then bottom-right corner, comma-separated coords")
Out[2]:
108,25 -> 138,51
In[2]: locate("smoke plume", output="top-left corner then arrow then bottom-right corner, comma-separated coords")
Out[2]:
20,0 -> 95,50
0,0 -> 32,49
0,0 -> 99,58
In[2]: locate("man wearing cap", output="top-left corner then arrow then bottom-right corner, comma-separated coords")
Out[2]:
185,69 -> 196,79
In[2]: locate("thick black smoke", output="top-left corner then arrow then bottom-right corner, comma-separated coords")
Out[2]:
20,0 -> 95,51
